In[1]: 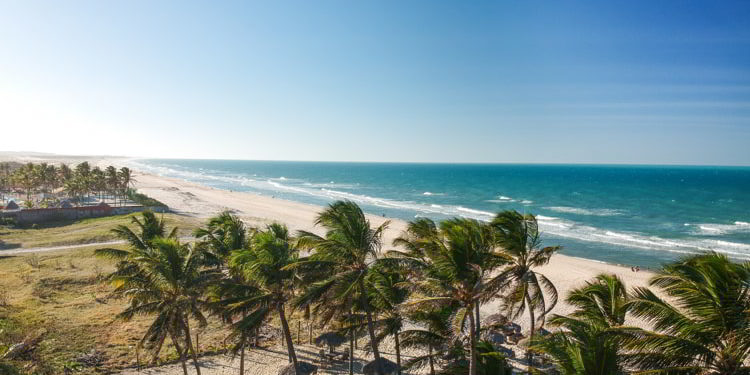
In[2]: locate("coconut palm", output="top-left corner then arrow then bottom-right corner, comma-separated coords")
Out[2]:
293,200 -> 390,374
366,264 -> 410,375
194,211 -> 249,263
13,163 -> 37,200
95,211 -> 178,280
58,163 -> 72,184
622,252 -> 750,374
196,211 -> 257,375
102,210 -> 177,252
491,210 -> 559,368
400,306 -> 458,375
91,167 -> 106,202
531,273 -> 628,374
74,162 -> 92,203
105,166 -> 119,204
390,217 -> 509,375
119,167 -> 133,202
104,238 -> 210,375
228,223 -> 304,374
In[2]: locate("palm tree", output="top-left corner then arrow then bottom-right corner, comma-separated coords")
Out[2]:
491,210 -> 559,368
119,167 -> 133,203
228,223 -> 304,374
13,163 -> 37,200
399,306 -> 457,375
100,210 -> 177,253
74,162 -> 92,204
531,274 -> 628,374
197,211 -> 256,375
366,264 -> 410,375
91,167 -> 106,202
58,163 -> 72,185
95,211 -> 181,365
390,217 -> 509,375
622,252 -> 750,374
102,238 -> 209,375
105,166 -> 119,204
194,211 -> 249,263
293,200 -> 390,374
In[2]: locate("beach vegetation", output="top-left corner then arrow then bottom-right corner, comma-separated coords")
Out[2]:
530,273 -> 628,374
0,161 -> 157,209
621,252 -> 750,374
491,211 -> 559,369
292,201 -> 391,374
4,199 -> 750,375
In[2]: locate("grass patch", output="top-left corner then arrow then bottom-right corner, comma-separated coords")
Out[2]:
0,247 -> 234,374
0,213 -> 201,250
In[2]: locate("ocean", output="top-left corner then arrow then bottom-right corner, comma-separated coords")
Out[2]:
131,159 -> 750,268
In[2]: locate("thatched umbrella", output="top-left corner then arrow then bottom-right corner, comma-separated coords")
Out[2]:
278,361 -> 317,375
362,358 -> 399,375
314,332 -> 346,353
5,200 -> 19,210
483,313 -> 508,326
486,331 -> 505,345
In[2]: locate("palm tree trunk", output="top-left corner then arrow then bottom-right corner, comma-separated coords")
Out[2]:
170,331 -> 189,375
394,329 -> 402,375
151,333 -> 167,365
308,321 -> 312,345
467,306 -> 477,375
475,304 -> 481,339
359,279 -> 384,375
349,324 -> 354,375
428,345 -> 435,375
239,336 -> 246,375
525,293 -> 535,371
182,317 -> 202,375
277,304 -> 300,374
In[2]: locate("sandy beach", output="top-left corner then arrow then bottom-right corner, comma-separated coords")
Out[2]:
123,166 -> 656,374
3,155 -> 658,374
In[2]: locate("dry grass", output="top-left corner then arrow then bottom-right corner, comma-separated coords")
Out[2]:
0,212 -> 201,250
0,246 -> 241,374
0,245 -> 315,374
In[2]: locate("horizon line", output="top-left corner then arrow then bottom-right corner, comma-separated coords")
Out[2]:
2,151 -> 749,168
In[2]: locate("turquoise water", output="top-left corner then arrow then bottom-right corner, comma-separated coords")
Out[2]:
132,159 -> 750,268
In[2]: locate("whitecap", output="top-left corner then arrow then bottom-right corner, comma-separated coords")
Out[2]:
685,221 -> 750,236
545,206 -> 623,216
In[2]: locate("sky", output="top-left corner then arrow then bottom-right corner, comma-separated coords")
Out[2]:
1,1 -> 749,165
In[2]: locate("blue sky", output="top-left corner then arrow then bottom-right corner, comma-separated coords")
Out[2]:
1,1 -> 749,165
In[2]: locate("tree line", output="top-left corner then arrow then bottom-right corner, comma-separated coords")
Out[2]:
0,162 -> 133,208
96,201 -> 750,375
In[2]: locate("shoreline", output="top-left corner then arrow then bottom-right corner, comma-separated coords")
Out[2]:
1,154 -> 661,373
125,167 -> 657,314
130,167 -> 654,269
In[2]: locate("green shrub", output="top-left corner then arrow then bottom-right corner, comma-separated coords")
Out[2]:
125,188 -> 167,208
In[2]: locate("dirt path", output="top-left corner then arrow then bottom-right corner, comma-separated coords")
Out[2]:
0,237 -> 195,256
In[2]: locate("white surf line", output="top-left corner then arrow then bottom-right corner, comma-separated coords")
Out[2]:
0,237 -> 195,256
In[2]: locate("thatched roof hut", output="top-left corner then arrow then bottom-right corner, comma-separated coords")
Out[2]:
278,361 -> 317,375
314,332 -> 346,352
483,313 -> 508,326
362,358 -> 399,375
59,200 -> 73,208
4,200 -> 19,210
